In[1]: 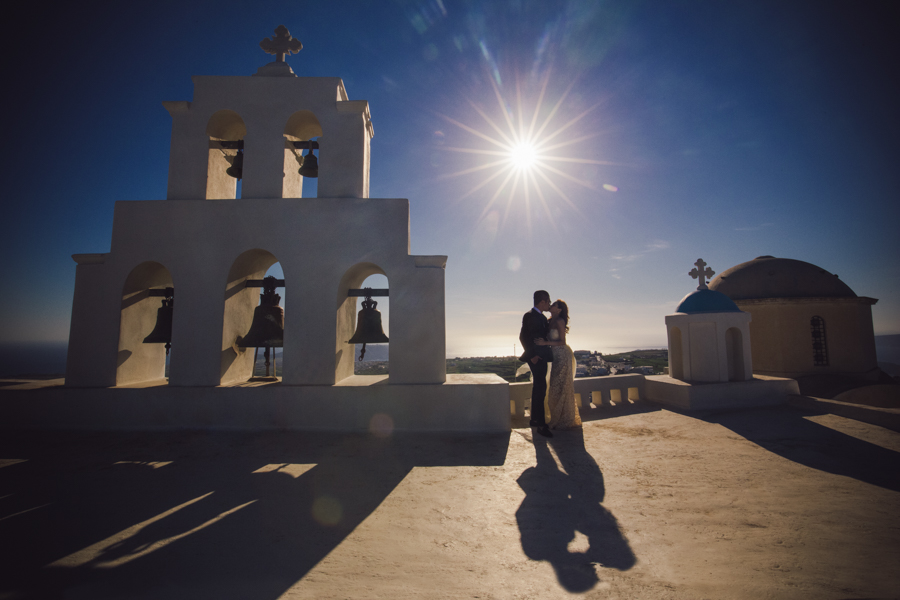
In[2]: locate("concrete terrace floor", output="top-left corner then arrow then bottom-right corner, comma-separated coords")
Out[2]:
1,403 -> 898,599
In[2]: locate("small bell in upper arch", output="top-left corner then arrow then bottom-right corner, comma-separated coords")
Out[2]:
298,147 -> 318,178
226,149 -> 244,179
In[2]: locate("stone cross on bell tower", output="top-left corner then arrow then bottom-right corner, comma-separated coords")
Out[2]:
255,25 -> 303,77
689,258 -> 715,290
260,25 -> 303,63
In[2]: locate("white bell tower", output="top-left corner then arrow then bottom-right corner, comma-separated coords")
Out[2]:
65,26 -> 448,391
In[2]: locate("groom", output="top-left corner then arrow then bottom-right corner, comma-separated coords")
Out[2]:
519,290 -> 554,438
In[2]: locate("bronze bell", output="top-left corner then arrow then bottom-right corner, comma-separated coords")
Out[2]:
143,295 -> 174,355
298,147 -> 318,178
238,305 -> 284,348
226,149 -> 244,179
237,278 -> 284,348
347,295 -> 389,361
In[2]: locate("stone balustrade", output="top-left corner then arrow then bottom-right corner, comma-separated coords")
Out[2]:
509,373 -> 646,417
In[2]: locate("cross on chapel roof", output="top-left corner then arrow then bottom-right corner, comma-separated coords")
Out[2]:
689,258 -> 715,290
260,25 -> 303,63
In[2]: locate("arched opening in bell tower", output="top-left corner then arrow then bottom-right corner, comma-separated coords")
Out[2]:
336,264 -> 390,382
250,262 -> 286,379
220,249 -> 284,384
116,261 -> 174,386
353,273 -> 389,373
206,109 -> 247,200
284,110 -> 323,198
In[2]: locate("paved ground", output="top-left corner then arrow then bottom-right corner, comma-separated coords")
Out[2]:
1,402 -> 899,599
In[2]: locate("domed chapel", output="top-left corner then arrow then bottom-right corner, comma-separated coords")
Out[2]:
708,256 -> 879,382
665,259 -> 753,383
644,258 -> 799,411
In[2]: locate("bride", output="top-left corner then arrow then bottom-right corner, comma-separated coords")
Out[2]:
535,299 -> 582,430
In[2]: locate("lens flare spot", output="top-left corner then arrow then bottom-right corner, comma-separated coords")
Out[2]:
369,413 -> 394,438
312,495 -> 343,526
507,256 -> 521,271
603,184 -> 618,192
423,43 -> 439,61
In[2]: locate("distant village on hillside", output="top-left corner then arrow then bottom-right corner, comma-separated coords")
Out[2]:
354,349 -> 670,382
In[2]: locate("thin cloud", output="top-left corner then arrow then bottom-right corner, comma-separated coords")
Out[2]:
611,240 -> 671,262
611,254 -> 641,262
609,240 -> 669,279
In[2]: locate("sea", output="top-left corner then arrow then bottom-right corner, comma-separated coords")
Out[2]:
2,337 -> 899,378
0,342 -> 69,378
0,342 -> 389,378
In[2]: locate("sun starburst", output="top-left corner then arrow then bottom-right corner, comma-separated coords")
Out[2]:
437,72 -> 619,234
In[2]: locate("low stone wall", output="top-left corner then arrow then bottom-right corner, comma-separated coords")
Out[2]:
512,373 -> 800,415
510,374 -> 646,417
0,373 -> 509,433
644,374 -> 798,410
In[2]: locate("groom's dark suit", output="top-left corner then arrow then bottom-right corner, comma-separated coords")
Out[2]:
519,308 -> 554,426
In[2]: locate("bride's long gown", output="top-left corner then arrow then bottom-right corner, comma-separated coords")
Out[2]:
546,326 -> 582,429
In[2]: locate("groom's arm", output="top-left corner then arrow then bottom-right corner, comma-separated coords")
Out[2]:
519,313 -> 535,360
519,312 -> 546,362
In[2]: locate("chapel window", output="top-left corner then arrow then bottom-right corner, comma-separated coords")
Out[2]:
811,316 -> 828,366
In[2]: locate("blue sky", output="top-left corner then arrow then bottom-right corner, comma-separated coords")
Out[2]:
2,0 -> 898,357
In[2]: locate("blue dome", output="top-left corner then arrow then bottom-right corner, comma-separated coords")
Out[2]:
675,288 -> 742,314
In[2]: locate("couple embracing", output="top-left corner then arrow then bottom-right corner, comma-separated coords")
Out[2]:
518,290 -> 582,438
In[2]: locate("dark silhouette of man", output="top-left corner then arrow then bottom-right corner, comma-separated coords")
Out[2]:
519,290 -> 554,438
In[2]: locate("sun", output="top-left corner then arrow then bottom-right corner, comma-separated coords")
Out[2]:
509,141 -> 538,171
436,73 -> 617,233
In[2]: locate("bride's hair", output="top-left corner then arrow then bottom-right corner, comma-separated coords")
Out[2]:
552,299 -> 570,333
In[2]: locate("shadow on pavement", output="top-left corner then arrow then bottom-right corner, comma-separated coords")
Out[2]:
697,405 -> 900,492
0,429 -> 510,599
515,428 -> 636,592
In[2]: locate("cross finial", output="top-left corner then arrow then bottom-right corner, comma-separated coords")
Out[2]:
689,258 -> 715,290
260,25 -> 303,63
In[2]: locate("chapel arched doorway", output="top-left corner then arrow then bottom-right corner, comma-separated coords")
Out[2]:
669,326 -> 684,380
725,327 -> 745,381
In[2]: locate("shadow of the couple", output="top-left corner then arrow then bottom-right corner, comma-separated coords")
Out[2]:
515,428 -> 636,592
